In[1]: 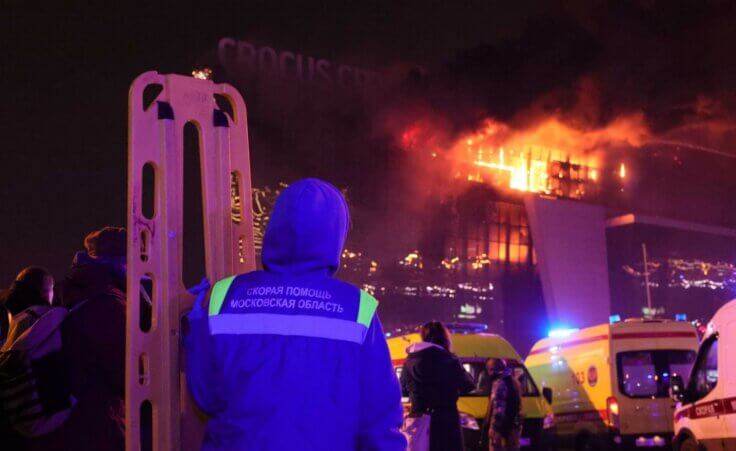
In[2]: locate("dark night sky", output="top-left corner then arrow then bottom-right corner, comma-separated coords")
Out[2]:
3,1 -> 736,284
0,1 -> 538,283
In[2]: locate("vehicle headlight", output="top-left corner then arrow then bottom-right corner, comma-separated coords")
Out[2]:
459,412 -> 480,430
543,412 -> 555,429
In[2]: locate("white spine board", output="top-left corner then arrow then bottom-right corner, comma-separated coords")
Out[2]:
126,71 -> 255,451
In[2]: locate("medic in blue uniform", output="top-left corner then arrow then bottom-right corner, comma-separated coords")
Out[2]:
185,178 -> 406,451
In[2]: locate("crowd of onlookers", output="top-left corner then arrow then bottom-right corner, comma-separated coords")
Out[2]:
0,226 -> 127,451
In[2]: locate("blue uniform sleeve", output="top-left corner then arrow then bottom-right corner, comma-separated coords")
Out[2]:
184,303 -> 226,416
357,315 -> 407,451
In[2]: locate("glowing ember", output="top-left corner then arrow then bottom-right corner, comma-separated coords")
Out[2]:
400,250 -> 423,268
342,249 -> 360,259
470,254 -> 492,270
441,256 -> 460,269
192,68 -> 213,80
369,260 -> 378,273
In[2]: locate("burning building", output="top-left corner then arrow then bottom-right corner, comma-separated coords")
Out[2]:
207,28 -> 736,353
385,111 -> 736,351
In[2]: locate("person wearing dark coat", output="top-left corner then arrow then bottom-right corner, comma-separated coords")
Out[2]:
480,359 -> 523,451
0,266 -> 55,450
29,227 -> 127,451
401,321 -> 475,451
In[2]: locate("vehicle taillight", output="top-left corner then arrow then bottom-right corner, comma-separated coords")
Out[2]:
607,396 -> 620,430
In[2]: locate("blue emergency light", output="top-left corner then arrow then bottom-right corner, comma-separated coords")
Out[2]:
548,328 -> 579,338
609,314 -> 621,324
675,313 -> 687,321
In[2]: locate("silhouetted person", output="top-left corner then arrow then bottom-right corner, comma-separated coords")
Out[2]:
31,227 -> 127,451
1,266 -> 54,318
0,266 -> 55,450
186,178 -> 406,450
482,358 -> 522,451
401,321 -> 474,451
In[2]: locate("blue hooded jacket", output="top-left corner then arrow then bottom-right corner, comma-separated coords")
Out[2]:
185,179 -> 406,451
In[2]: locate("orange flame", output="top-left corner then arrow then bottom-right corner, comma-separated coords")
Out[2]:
401,113 -> 648,198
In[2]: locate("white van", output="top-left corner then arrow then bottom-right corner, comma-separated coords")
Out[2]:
671,299 -> 736,450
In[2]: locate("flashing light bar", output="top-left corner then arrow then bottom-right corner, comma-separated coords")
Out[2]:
548,328 -> 579,338
675,313 -> 687,321
609,314 -> 622,324
445,322 -> 489,335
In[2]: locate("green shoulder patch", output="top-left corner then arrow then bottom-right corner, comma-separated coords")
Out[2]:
357,290 -> 379,328
208,275 -> 236,316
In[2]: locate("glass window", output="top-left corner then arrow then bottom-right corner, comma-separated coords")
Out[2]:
465,360 -> 539,397
490,224 -> 500,242
519,227 -> 529,245
467,239 -> 482,257
617,350 -> 697,398
489,242 -> 500,261
498,244 -> 507,261
519,245 -> 529,262
510,228 -> 520,245
689,337 -> 718,401
509,207 -> 520,226
509,245 -> 520,263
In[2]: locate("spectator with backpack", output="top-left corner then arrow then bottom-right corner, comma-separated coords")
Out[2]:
481,358 -> 523,451
0,266 -> 56,349
0,266 -> 57,450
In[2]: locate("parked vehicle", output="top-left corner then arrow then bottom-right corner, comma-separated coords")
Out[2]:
671,299 -> 736,450
526,318 -> 698,449
388,325 -> 554,450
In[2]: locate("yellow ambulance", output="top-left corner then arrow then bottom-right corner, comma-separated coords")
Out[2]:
525,318 -> 699,450
388,326 -> 554,450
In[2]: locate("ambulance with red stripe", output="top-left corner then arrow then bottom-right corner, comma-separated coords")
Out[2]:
671,299 -> 736,451
388,326 -> 555,450
525,318 -> 699,449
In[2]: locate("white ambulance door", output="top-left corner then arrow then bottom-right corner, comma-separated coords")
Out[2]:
721,321 -> 736,448
683,334 -> 726,449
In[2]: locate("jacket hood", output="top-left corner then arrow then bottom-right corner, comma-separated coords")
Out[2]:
60,251 -> 126,307
406,342 -> 446,354
262,179 -> 349,276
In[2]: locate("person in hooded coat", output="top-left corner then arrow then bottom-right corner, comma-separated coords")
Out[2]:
400,321 -> 475,451
29,227 -> 127,451
185,178 -> 406,451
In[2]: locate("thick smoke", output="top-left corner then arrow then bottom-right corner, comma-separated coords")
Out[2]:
367,1 -> 736,230
213,1 -> 736,259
